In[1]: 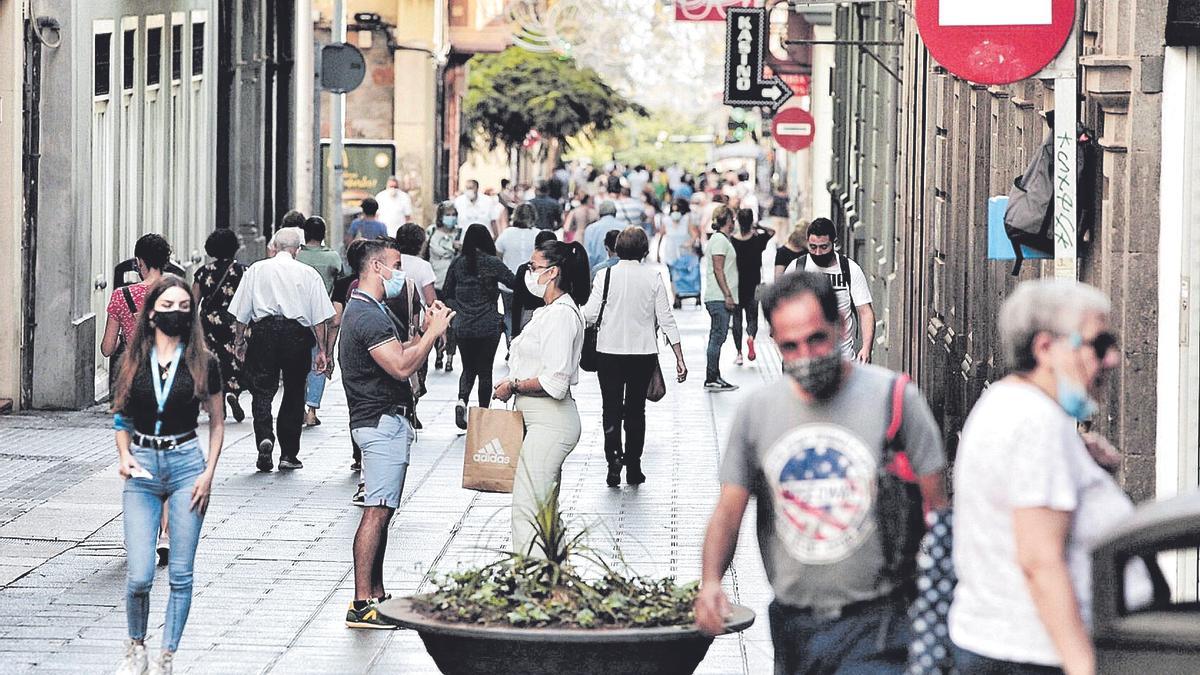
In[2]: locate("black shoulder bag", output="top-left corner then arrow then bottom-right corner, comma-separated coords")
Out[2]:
579,266 -> 612,373
875,373 -> 926,601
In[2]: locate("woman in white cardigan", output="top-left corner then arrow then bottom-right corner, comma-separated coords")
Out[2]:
583,227 -> 688,487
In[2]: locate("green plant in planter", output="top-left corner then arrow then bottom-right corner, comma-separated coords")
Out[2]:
412,489 -> 699,629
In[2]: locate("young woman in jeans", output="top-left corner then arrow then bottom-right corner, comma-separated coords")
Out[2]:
443,224 -> 516,430
493,240 -> 591,556
583,227 -> 687,486
112,276 -> 225,675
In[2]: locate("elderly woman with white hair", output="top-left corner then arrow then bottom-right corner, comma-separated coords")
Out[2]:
949,279 -> 1153,675
229,226 -> 336,473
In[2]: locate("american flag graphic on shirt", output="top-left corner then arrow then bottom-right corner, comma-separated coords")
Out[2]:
763,424 -> 877,563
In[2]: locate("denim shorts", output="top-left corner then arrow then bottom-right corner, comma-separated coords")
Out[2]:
350,414 -> 413,509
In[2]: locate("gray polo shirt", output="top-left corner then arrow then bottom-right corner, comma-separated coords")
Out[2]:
719,364 -> 946,611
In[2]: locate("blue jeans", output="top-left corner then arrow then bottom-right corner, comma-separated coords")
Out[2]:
768,597 -> 911,675
953,644 -> 1065,674
305,344 -> 326,409
705,301 -> 732,382
123,439 -> 207,652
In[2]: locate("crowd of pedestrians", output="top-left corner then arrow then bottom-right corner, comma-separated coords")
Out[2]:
105,163 -> 1154,675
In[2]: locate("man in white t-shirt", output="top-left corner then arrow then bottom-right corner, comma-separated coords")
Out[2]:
453,180 -> 498,235
375,176 -> 414,238
784,218 -> 875,362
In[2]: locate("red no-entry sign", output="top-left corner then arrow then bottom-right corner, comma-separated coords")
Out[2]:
772,107 -> 815,153
915,0 -> 1076,85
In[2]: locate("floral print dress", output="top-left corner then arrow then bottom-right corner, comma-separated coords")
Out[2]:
194,258 -> 246,394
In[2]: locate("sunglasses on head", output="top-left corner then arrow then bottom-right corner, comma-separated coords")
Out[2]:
1068,331 -> 1118,360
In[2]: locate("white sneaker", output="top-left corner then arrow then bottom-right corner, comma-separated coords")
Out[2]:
151,652 -> 173,675
115,640 -> 148,675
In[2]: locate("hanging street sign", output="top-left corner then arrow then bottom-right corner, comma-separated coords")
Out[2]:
771,105 -> 815,153
723,7 -> 793,112
914,0 -> 1076,85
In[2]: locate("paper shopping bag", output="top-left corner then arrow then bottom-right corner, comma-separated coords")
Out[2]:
462,405 -> 525,493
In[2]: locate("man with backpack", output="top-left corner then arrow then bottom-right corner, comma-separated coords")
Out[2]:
785,218 -> 875,362
695,271 -> 948,673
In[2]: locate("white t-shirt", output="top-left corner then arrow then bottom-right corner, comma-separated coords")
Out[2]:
495,227 -> 539,273
949,380 -> 1153,667
400,254 -> 436,303
785,254 -> 872,357
454,194 -> 496,230
375,188 -> 414,238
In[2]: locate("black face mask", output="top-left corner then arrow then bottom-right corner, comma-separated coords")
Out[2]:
810,251 -> 836,268
153,310 -> 193,338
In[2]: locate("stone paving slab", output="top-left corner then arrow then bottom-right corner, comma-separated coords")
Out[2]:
0,289 -> 785,674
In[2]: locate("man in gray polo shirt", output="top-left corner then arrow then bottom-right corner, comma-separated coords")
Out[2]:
695,272 -> 948,673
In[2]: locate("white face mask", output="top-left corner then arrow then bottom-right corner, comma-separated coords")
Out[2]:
524,268 -> 549,299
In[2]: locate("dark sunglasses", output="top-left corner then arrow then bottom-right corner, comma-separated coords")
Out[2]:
1070,331 -> 1118,360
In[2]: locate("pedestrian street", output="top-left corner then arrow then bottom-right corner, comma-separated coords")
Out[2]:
0,286 -> 776,674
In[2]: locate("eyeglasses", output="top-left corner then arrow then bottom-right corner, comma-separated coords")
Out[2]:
529,264 -> 552,273
1068,331 -> 1118,360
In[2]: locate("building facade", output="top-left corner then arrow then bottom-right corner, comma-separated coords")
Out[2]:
0,0 -> 304,410
827,0 -> 1198,508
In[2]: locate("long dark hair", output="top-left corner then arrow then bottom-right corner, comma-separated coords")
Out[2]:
461,223 -> 496,274
537,240 -> 591,305
112,276 -> 216,412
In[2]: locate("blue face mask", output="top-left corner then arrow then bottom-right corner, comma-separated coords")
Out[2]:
379,266 -> 407,299
441,215 -> 458,228
1056,333 -> 1099,421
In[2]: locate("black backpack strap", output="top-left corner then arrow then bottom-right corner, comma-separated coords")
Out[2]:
121,286 -> 137,315
838,254 -> 854,310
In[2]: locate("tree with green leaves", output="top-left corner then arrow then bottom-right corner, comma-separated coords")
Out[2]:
462,47 -> 645,161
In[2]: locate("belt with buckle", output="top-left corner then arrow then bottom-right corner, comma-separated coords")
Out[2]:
781,593 -> 898,622
385,404 -> 413,421
132,430 -> 198,450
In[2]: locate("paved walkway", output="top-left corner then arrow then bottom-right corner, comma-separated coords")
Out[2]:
0,286 -> 783,674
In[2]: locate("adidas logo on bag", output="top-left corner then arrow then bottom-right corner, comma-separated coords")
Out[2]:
472,439 -> 511,465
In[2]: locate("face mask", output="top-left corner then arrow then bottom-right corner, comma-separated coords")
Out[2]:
525,268 -> 549,299
810,251 -> 836,267
379,265 -> 407,299
783,352 -> 844,399
153,310 -> 192,338
670,212 -> 682,222
441,215 -> 458,228
467,190 -> 478,201
1055,375 -> 1098,422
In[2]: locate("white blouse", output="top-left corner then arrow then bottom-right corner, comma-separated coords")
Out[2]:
509,294 -> 585,400
582,261 -> 681,355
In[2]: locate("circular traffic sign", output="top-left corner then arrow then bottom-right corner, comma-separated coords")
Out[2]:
772,106 -> 815,153
915,0 -> 1075,85
320,43 -> 367,94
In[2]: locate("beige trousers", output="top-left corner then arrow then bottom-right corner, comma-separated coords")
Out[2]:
511,393 -> 581,557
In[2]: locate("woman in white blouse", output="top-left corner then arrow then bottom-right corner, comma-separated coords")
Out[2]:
493,240 -> 592,556
583,227 -> 687,487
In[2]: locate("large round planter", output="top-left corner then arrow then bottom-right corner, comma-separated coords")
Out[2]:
377,596 -> 756,675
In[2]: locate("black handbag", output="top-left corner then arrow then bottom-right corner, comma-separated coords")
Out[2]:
579,266 -> 612,372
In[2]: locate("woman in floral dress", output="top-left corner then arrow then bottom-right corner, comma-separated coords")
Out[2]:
192,228 -> 247,422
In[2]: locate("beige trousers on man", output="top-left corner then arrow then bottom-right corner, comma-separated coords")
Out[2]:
511,393 -> 581,556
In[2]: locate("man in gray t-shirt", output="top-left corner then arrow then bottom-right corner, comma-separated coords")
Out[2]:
695,271 -> 948,674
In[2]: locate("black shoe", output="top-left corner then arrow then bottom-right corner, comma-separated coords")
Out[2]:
704,379 -> 739,392
412,414 -> 423,430
156,534 -> 169,567
626,467 -> 647,485
606,464 -> 622,487
455,401 -> 467,431
444,357 -> 454,373
435,355 -> 443,370
256,439 -> 274,472
351,483 -> 365,506
278,456 -> 303,470
227,394 -> 245,423
350,461 -> 362,472
344,600 -> 396,630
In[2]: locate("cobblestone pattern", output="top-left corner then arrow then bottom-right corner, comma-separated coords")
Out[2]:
0,293 -> 784,674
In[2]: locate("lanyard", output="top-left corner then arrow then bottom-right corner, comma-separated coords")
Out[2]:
149,345 -> 184,435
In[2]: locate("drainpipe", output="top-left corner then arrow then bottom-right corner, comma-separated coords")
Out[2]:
294,0 -> 314,215
20,13 -> 49,409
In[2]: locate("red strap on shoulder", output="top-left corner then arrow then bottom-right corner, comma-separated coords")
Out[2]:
885,374 -> 910,444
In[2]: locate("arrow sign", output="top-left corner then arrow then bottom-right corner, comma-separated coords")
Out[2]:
723,7 -> 793,111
